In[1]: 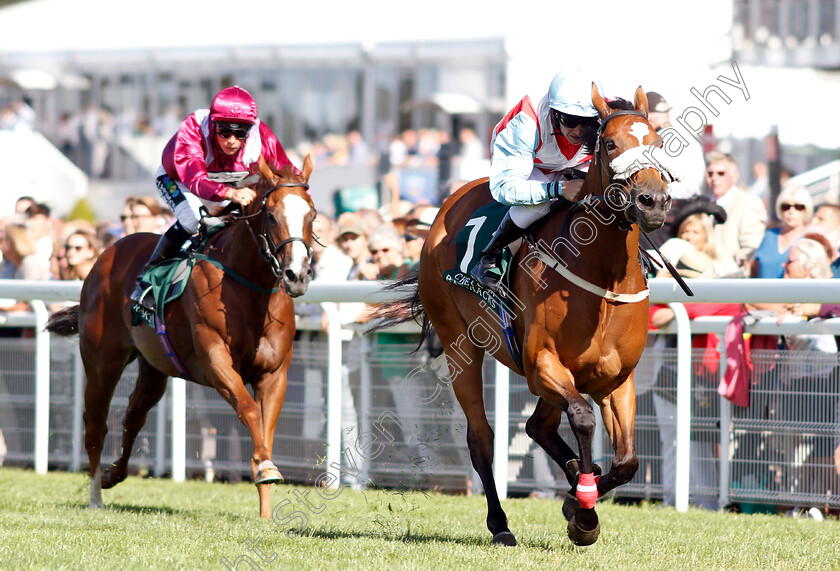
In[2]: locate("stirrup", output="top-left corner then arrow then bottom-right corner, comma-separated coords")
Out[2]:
131,284 -> 155,312
470,256 -> 504,292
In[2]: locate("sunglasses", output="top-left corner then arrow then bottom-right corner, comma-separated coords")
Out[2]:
65,244 -> 88,251
552,109 -> 599,130
369,247 -> 391,255
705,170 -> 728,177
120,214 -> 153,222
780,203 -> 806,212
217,126 -> 249,140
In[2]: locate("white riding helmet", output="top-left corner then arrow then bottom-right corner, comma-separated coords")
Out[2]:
547,70 -> 602,117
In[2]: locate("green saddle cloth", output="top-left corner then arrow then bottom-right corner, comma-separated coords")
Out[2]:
442,202 -> 513,311
130,256 -> 196,327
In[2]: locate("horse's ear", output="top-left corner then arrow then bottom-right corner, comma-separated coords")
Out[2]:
257,155 -> 275,182
591,82 -> 611,119
634,86 -> 649,118
301,154 -> 314,182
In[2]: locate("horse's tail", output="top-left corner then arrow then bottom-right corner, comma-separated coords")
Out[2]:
45,305 -> 80,337
365,267 -> 434,354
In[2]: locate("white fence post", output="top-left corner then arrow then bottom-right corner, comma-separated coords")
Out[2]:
493,360 -> 510,500
171,377 -> 186,482
322,303 -> 343,489
71,344 -> 84,472
33,300 -> 50,475
669,302 -> 691,513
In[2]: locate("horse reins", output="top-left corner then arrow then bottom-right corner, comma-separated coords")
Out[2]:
591,109 -> 694,296
237,182 -> 314,279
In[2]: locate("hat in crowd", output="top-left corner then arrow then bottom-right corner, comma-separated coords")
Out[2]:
337,214 -> 367,238
674,250 -> 714,279
407,207 -> 440,232
671,196 -> 727,232
645,91 -> 671,114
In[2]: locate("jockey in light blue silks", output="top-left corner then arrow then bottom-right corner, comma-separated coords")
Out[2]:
471,70 -> 604,292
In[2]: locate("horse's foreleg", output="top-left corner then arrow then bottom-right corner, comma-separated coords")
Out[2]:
252,368 -> 289,518
214,372 -> 279,518
596,373 -> 639,495
532,351 -> 601,546
525,397 -> 585,487
102,360 -> 168,489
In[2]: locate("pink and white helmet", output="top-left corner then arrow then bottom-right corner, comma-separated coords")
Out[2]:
210,85 -> 258,126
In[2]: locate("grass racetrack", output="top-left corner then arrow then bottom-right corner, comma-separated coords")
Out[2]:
1,467 -> 838,570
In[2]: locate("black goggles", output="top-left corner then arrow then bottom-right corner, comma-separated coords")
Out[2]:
551,109 -> 599,130
216,123 -> 250,140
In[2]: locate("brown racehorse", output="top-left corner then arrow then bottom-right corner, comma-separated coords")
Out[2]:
46,156 -> 316,518
374,85 -> 673,545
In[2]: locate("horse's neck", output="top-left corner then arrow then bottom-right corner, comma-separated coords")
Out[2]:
211,222 -> 276,284
536,203 -> 641,281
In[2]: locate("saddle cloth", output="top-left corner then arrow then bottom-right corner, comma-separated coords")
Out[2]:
442,201 -> 514,311
442,202 -> 524,373
130,256 -> 195,327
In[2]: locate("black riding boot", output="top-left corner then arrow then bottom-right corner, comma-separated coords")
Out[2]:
469,212 -> 524,292
130,231 -> 185,311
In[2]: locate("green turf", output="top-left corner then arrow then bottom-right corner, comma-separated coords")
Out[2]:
0,467 -> 837,570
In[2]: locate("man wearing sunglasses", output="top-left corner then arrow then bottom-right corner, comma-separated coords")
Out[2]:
471,70 -> 602,292
131,85 -> 298,311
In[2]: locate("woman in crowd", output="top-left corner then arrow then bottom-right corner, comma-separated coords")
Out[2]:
58,229 -> 102,281
750,185 -> 813,278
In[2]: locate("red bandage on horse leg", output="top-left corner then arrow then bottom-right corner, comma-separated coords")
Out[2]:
576,472 -> 599,509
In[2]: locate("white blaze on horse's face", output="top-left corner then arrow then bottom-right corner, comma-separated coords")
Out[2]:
282,194 -> 312,275
628,121 -> 651,146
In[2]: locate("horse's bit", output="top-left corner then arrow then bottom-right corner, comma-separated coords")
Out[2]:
239,182 -> 313,278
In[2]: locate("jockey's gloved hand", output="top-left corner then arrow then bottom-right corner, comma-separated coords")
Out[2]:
226,186 -> 256,207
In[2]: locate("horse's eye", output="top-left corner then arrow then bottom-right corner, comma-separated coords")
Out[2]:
605,140 -> 617,152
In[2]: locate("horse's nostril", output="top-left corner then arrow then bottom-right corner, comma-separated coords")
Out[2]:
637,194 -> 655,208
284,269 -> 298,283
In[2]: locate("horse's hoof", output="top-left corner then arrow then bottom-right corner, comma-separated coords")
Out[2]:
491,531 -> 517,546
254,465 -> 283,485
562,491 -> 579,521
567,510 -> 600,546
88,501 -> 103,509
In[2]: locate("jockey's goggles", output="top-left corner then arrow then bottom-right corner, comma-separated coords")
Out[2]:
552,109 -> 600,130
215,122 -> 250,140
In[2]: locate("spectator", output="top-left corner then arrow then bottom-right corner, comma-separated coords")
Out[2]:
648,249 -> 741,510
403,207 -> 438,266
336,213 -> 372,281
59,229 -> 102,281
25,202 -> 57,264
14,196 -> 35,216
646,91 -> 706,201
704,150 -> 767,276
750,185 -> 813,278
121,196 -> 170,236
759,238 -> 836,517
806,202 -> 840,256
654,197 -> 728,275
0,222 -> 52,337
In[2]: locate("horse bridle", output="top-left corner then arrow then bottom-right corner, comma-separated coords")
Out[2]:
590,109 -> 654,229
238,182 -> 314,278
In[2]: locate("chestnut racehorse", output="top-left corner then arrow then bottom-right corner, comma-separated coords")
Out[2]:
375,86 -> 673,545
46,156 -> 316,518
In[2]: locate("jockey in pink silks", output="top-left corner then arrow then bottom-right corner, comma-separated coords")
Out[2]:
131,85 -> 298,310
470,70 -> 604,292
